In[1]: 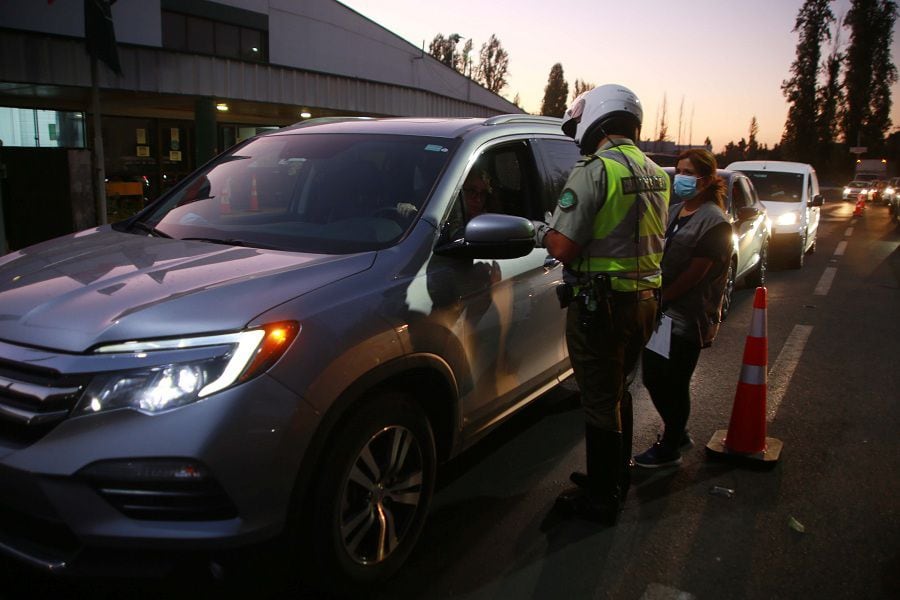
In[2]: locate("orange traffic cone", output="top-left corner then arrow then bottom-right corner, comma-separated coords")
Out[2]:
249,174 -> 260,211
853,192 -> 865,217
706,287 -> 783,465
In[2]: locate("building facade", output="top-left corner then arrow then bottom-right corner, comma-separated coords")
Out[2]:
0,0 -> 520,243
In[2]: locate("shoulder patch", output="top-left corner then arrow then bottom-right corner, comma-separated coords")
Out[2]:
558,189 -> 577,209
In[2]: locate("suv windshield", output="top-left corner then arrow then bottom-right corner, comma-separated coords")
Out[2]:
740,170 -> 804,203
138,133 -> 458,254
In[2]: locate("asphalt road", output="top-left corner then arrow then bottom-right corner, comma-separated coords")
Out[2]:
2,194 -> 898,599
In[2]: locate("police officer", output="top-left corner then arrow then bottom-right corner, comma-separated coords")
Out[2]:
533,84 -> 669,524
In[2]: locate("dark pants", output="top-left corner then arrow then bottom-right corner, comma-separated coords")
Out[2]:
566,295 -> 658,432
641,335 -> 702,449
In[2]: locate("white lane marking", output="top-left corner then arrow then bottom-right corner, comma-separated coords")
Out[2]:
845,227 -> 854,236
834,240 -> 848,256
814,267 -> 837,295
641,583 -> 696,600
767,325 -> 813,422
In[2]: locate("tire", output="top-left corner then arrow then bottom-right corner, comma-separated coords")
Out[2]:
745,239 -> 768,288
786,233 -> 805,269
720,260 -> 736,321
303,392 -> 436,594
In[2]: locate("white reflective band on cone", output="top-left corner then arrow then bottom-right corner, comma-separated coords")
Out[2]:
749,308 -> 767,338
740,364 -> 767,386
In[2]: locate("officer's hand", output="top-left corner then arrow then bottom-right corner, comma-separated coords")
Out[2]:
396,202 -> 418,217
531,220 -> 550,248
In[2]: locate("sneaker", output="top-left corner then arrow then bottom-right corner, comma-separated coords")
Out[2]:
656,429 -> 694,450
633,440 -> 682,468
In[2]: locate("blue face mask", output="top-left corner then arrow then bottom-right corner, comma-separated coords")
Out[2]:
673,174 -> 698,200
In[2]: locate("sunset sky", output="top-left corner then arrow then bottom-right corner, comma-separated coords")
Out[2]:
339,0 -> 900,152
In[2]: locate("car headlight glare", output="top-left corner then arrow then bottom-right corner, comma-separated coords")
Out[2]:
79,322 -> 299,415
776,212 -> 799,226
885,187 -> 895,195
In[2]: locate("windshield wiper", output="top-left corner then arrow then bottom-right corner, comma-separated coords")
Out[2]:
180,237 -> 281,250
130,222 -> 172,238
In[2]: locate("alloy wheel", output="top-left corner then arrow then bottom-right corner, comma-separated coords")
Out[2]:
339,425 -> 425,566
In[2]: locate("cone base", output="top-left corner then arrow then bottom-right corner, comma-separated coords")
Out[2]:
705,429 -> 783,467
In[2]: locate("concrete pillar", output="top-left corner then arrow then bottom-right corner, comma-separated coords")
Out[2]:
195,97 -> 217,165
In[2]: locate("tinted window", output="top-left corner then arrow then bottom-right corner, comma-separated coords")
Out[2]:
535,138 -> 582,213
731,177 -> 752,213
186,16 -> 215,54
739,170 -> 804,203
143,133 -> 458,254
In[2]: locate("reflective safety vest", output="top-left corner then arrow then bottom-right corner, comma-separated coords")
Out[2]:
573,144 -> 669,291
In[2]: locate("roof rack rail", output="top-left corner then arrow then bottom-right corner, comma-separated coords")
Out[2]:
282,116 -> 376,131
482,114 -> 563,127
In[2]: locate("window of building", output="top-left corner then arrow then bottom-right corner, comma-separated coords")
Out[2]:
161,10 -> 268,62
0,108 -> 86,148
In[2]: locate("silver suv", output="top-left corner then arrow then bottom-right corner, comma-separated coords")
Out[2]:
0,115 -> 580,590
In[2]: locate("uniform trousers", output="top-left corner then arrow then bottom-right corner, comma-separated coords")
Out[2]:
565,293 -> 658,432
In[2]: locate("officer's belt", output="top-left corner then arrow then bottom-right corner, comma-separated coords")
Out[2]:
613,289 -> 656,301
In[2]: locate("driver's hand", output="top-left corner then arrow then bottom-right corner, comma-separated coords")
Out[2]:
396,202 -> 418,217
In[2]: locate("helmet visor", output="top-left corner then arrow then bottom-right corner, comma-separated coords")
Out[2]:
562,95 -> 586,139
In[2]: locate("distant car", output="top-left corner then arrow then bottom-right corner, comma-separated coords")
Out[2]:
663,167 -> 771,318
867,180 -> 887,203
886,177 -> 900,224
843,180 -> 871,201
727,160 -> 823,270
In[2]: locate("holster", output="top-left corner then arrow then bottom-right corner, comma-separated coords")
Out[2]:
556,282 -> 573,309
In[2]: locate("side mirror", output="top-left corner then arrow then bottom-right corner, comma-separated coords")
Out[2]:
434,213 -> 535,260
736,206 -> 760,221
810,194 -> 824,207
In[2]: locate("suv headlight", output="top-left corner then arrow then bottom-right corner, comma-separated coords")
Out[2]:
77,322 -> 299,415
776,212 -> 799,226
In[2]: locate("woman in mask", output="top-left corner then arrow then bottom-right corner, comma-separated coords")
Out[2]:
633,148 -> 732,468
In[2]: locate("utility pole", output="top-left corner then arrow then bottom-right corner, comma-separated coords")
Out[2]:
0,140 -> 7,254
90,56 -> 108,225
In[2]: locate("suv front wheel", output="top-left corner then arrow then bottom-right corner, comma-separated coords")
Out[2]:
306,392 -> 436,593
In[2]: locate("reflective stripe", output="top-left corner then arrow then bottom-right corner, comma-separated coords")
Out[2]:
740,364 -> 767,386
749,307 -> 767,338
573,144 -> 668,291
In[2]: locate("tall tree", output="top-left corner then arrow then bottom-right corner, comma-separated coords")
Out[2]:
816,24 -> 844,172
748,116 -> 760,158
657,93 -> 669,142
475,34 -> 509,94
842,0 -> 898,152
428,33 -> 462,70
540,63 -> 568,117
571,79 -> 595,101
455,38 -> 473,76
781,0 -> 834,162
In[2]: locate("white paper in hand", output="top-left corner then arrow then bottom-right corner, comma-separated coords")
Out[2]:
645,314 -> 672,359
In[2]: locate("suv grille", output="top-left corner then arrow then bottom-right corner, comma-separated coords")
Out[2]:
0,360 -> 87,446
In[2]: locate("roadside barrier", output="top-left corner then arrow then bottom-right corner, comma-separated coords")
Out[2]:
706,286 -> 783,465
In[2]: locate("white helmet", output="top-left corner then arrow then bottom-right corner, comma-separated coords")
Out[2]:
562,84 -> 643,153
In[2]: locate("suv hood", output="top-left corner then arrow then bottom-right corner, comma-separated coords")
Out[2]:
0,228 -> 375,352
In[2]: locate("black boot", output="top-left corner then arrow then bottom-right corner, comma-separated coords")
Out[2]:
570,394 -> 632,506
555,426 -> 622,524
620,391 -> 634,504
